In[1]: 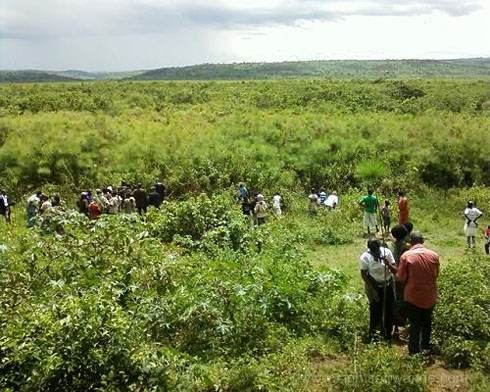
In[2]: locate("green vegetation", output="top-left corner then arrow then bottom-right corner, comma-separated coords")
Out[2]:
0,78 -> 489,390
2,58 -> 489,84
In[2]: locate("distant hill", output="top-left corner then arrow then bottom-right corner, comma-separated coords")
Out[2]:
1,58 -> 489,83
0,70 -> 80,83
130,58 -> 490,80
0,69 -> 146,83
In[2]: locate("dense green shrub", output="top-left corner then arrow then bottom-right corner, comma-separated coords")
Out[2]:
433,255 -> 490,370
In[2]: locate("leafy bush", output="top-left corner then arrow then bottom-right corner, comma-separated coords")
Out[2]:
332,345 -> 428,392
433,255 -> 490,370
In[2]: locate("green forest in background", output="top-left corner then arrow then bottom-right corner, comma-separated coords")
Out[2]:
1,58 -> 489,83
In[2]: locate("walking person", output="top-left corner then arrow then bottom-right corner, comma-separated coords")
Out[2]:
359,188 -> 379,234
360,237 -> 396,342
272,193 -> 282,216
148,187 -> 162,209
397,191 -> 410,224
132,184 -> 148,215
237,183 -> 249,204
463,201 -> 483,248
325,191 -> 338,210
0,189 -> 11,223
154,180 -> 166,203
26,191 -> 42,227
396,232 -> 440,355
485,225 -> 490,255
308,189 -> 319,217
254,194 -> 267,225
318,188 -> 328,206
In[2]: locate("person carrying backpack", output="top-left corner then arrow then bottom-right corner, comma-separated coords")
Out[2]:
254,194 -> 267,225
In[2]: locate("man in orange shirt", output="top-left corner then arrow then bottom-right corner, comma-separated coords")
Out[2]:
396,232 -> 439,355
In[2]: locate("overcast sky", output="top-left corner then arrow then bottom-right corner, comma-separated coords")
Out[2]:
1,0 -> 489,71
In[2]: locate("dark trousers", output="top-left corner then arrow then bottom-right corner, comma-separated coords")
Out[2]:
485,242 -> 489,255
369,283 -> 394,342
137,206 -> 147,215
407,303 -> 433,355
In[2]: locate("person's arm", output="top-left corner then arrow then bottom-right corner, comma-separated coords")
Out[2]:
396,256 -> 408,283
361,270 -> 378,301
474,212 -> 483,225
383,249 -> 398,274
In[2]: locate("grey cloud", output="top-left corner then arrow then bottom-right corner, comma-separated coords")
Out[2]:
0,0 -> 483,39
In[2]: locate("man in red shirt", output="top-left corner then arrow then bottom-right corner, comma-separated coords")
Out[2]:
396,232 -> 439,355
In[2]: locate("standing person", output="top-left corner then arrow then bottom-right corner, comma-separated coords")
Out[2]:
382,200 -> 391,233
154,180 -> 166,203
148,187 -> 161,209
254,194 -> 268,225
250,194 -> 258,226
241,196 -> 253,225
485,225 -> 490,255
325,191 -> 339,210
318,188 -> 328,206
237,183 -> 248,203
397,191 -> 410,224
40,195 -> 52,214
396,232 -> 439,355
77,193 -> 90,217
308,189 -> 319,217
132,184 -> 148,215
89,200 -> 101,220
463,201 -> 483,248
122,196 -> 136,214
26,191 -> 42,227
359,188 -> 379,234
272,193 -> 282,216
107,194 -> 120,215
0,189 -> 10,222
360,237 -> 396,342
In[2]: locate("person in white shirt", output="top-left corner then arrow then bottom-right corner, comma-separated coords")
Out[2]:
0,189 -> 10,222
26,191 -> 42,227
40,197 -> 53,214
325,191 -> 339,210
463,201 -> 483,248
272,193 -> 282,216
360,237 -> 396,342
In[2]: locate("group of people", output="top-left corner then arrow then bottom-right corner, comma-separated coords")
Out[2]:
237,184 -> 282,225
308,188 -> 339,216
24,181 -> 166,227
360,223 -> 439,355
359,188 -> 410,234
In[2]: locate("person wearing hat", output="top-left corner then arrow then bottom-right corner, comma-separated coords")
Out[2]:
463,201 -> 483,248
254,194 -> 267,225
396,232 -> 440,355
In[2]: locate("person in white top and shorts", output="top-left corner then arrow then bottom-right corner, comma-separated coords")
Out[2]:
463,201 -> 483,248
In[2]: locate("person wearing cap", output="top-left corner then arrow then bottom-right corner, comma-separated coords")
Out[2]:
360,237 -> 396,342
396,232 -> 439,355
325,191 -> 339,210
463,201 -> 483,248
254,194 -> 267,225
308,189 -> 319,217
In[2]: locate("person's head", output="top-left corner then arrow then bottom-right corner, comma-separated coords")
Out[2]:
274,192 -> 279,196
384,200 -> 390,206
398,191 -> 405,197
368,188 -> 374,195
151,186 -> 156,192
96,189 -> 102,195
409,231 -> 424,245
367,237 -> 381,256
311,188 -> 316,194
239,183 -> 244,188
257,194 -> 264,201
487,225 -> 490,230
467,200 -> 474,208
320,188 -> 325,193
391,225 -> 409,241
332,191 -> 337,195
403,222 -> 413,234
54,194 -> 60,202
137,183 -> 142,189
36,190 -> 42,197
